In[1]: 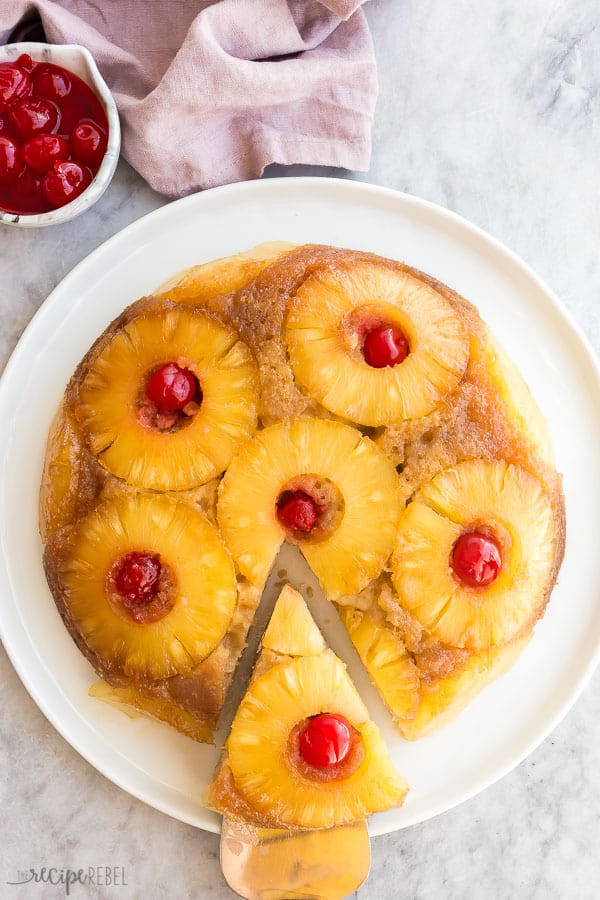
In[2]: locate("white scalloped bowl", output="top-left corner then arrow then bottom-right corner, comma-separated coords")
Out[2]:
0,42 -> 120,227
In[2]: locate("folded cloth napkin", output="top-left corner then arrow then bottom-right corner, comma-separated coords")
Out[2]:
1,1 -> 377,197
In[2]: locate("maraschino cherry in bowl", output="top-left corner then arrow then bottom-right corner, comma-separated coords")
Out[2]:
0,43 -> 120,227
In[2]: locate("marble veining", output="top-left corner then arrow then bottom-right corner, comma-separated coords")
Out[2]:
1,0 -> 599,897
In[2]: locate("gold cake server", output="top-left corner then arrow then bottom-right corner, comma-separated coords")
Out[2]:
215,551 -> 372,900
220,818 -> 370,900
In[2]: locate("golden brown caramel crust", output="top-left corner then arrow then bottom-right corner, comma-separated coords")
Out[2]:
40,243 -> 565,744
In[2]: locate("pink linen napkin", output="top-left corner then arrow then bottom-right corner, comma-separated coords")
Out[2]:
1,1 -> 377,197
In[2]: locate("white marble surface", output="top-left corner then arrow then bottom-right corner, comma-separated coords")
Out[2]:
1,1 -> 600,897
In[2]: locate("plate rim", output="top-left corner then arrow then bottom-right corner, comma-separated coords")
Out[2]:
1,176 -> 599,836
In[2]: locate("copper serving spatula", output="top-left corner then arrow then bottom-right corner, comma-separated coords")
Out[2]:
216,550 -> 372,900
220,819 -> 371,900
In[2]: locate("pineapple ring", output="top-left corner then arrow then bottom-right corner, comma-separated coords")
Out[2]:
217,418 -> 401,598
77,307 -> 259,491
155,241 -> 297,304
391,459 -> 557,650
59,493 -> 238,680
40,404 -> 83,540
285,262 -> 469,426
227,651 -> 407,829
337,607 -> 420,721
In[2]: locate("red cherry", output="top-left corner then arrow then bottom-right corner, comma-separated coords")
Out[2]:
363,325 -> 409,368
16,54 -> 34,72
0,62 -> 32,112
17,53 -> 35,72
299,714 -> 353,768
10,97 -> 59,141
0,136 -> 24,184
114,552 -> 161,604
42,160 -> 91,208
452,532 -> 502,588
31,63 -> 71,100
276,490 -> 319,533
71,120 -> 107,167
23,134 -> 69,174
146,363 -> 198,411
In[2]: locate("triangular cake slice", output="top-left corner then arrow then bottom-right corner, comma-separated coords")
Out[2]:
208,585 -> 408,830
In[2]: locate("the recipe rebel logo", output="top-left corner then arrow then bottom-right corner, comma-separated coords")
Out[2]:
6,866 -> 128,895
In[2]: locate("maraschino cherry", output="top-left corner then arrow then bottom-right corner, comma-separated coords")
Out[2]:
146,363 -> 198,412
452,532 -> 502,588
42,159 -> 91,207
71,120 -> 107,166
299,714 -> 353,767
0,62 -> 32,111
0,136 -> 24,184
32,63 -> 71,101
10,96 -> 59,141
114,552 -> 161,604
363,325 -> 409,368
23,134 -> 69,173
276,490 -> 319,533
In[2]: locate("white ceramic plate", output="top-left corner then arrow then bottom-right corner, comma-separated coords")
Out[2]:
1,178 -> 599,837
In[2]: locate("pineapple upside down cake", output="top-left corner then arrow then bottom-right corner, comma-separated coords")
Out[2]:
40,241 -> 565,817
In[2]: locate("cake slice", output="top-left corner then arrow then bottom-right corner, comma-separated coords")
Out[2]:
208,584 -> 408,830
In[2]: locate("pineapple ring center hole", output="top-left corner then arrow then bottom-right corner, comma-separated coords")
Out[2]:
137,360 -> 203,433
287,716 -> 366,783
340,303 -> 414,367
276,475 -> 344,544
107,551 -> 177,624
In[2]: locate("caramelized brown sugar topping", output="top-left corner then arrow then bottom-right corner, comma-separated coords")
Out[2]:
41,243 -> 565,745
